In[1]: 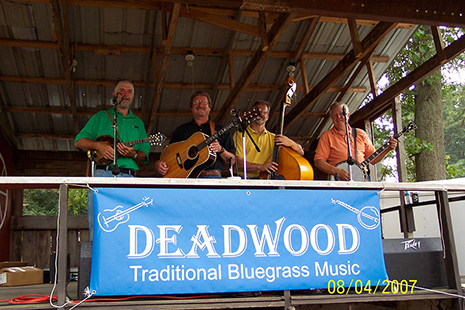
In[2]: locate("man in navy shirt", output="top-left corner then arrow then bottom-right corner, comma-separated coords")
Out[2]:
155,91 -> 236,178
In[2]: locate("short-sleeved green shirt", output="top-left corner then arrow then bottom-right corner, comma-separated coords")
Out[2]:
75,108 -> 150,171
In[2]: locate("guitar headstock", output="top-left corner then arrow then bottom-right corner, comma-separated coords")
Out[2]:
284,76 -> 297,107
403,121 -> 417,134
238,106 -> 261,124
142,197 -> 154,206
148,132 -> 167,146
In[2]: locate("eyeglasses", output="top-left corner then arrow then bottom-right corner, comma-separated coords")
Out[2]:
192,100 -> 209,106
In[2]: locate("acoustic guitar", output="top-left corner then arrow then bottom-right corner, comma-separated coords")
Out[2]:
330,122 -> 417,181
88,133 -> 166,166
160,108 -> 261,178
259,77 -> 314,180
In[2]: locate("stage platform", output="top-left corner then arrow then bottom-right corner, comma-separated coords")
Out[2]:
1,177 -> 465,310
1,281 -> 463,309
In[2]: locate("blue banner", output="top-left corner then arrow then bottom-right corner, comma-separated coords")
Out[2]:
89,188 -> 387,295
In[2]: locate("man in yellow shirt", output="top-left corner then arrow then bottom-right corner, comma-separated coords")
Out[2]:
233,100 -> 304,178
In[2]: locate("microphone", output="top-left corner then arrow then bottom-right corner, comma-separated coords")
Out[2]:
226,156 -> 232,164
342,105 -> 348,116
111,93 -> 121,105
230,108 -> 238,117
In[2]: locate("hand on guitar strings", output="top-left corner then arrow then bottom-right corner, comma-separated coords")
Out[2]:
209,140 -> 222,153
155,160 -> 169,176
117,143 -> 137,158
97,143 -> 115,161
387,136 -> 398,151
334,167 -> 350,181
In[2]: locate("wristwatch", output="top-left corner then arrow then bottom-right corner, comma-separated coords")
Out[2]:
132,152 -> 138,160
218,147 -> 225,154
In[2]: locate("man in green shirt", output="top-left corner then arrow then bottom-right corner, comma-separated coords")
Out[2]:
75,79 -> 150,177
75,79 -> 150,239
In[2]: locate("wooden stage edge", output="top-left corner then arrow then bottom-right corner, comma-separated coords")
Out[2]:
0,282 -> 463,309
1,176 -> 465,192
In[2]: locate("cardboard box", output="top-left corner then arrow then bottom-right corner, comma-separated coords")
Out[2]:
0,261 -> 28,269
0,266 -> 43,287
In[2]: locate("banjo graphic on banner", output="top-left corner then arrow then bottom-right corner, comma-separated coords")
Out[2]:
90,188 -> 388,296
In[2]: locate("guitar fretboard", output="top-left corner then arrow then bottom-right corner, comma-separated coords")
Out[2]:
197,109 -> 259,150
359,123 -> 416,169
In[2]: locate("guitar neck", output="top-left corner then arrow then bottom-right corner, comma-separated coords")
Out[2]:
124,138 -> 146,147
198,120 -> 238,150
359,128 -> 408,169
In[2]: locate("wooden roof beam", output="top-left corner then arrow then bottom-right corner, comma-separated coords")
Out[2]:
141,10 -> 158,122
0,39 -> 391,63
348,18 -> 363,57
431,26 -> 447,64
283,21 -> 397,129
215,13 -> 297,123
7,0 -> 458,27
366,59 -> 379,97
50,0 -> 79,134
147,3 -> 180,134
210,9 -> 243,109
180,6 -> 261,38
350,33 -> 465,127
269,17 -> 320,127
0,76 -> 367,94
309,42 -> 380,141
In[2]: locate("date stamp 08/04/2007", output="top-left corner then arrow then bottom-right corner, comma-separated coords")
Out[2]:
327,279 -> 417,295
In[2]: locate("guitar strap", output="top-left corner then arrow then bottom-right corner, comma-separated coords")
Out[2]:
352,127 -> 358,164
209,121 -> 215,135
106,110 -> 124,142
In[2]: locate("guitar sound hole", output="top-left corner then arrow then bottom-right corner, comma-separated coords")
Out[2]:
187,146 -> 199,159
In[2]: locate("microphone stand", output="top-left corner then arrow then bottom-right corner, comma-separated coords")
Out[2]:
237,121 -> 260,180
342,108 -> 354,181
111,103 -> 120,176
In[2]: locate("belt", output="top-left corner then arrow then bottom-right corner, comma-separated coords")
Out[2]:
199,170 -> 221,177
96,166 -> 135,176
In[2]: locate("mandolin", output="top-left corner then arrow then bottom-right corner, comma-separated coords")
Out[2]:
88,133 -> 166,166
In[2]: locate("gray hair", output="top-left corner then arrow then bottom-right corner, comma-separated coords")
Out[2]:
330,102 -> 349,114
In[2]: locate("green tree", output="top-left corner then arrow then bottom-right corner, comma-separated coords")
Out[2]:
379,26 -> 465,181
23,188 -> 88,216
23,189 -> 59,215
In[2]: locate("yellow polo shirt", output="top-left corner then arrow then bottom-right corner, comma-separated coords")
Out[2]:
233,127 -> 276,177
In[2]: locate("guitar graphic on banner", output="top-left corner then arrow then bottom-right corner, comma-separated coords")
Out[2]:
97,197 -> 153,232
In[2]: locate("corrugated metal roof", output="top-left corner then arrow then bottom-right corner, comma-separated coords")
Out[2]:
0,1 -> 419,156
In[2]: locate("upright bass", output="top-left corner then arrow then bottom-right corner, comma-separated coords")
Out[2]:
259,77 -> 314,180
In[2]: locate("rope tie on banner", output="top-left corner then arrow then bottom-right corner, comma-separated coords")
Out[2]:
66,183 -> 98,193
68,288 -> 95,309
383,279 -> 465,300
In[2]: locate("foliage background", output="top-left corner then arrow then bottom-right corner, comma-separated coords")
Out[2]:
23,188 -> 87,216
374,26 -> 465,181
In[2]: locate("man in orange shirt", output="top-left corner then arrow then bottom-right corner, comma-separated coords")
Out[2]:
314,102 -> 397,181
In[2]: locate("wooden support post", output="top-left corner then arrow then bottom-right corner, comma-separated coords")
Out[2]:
363,118 -> 377,181
347,18 -> 362,57
392,97 -> 415,236
300,59 -> 310,95
284,290 -> 292,310
435,190 -> 463,310
228,54 -> 235,90
57,183 -> 68,306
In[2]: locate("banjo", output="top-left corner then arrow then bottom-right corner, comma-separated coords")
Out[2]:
331,122 -> 417,181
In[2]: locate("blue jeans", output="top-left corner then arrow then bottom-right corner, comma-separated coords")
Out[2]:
87,168 -> 134,240
198,175 -> 222,179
